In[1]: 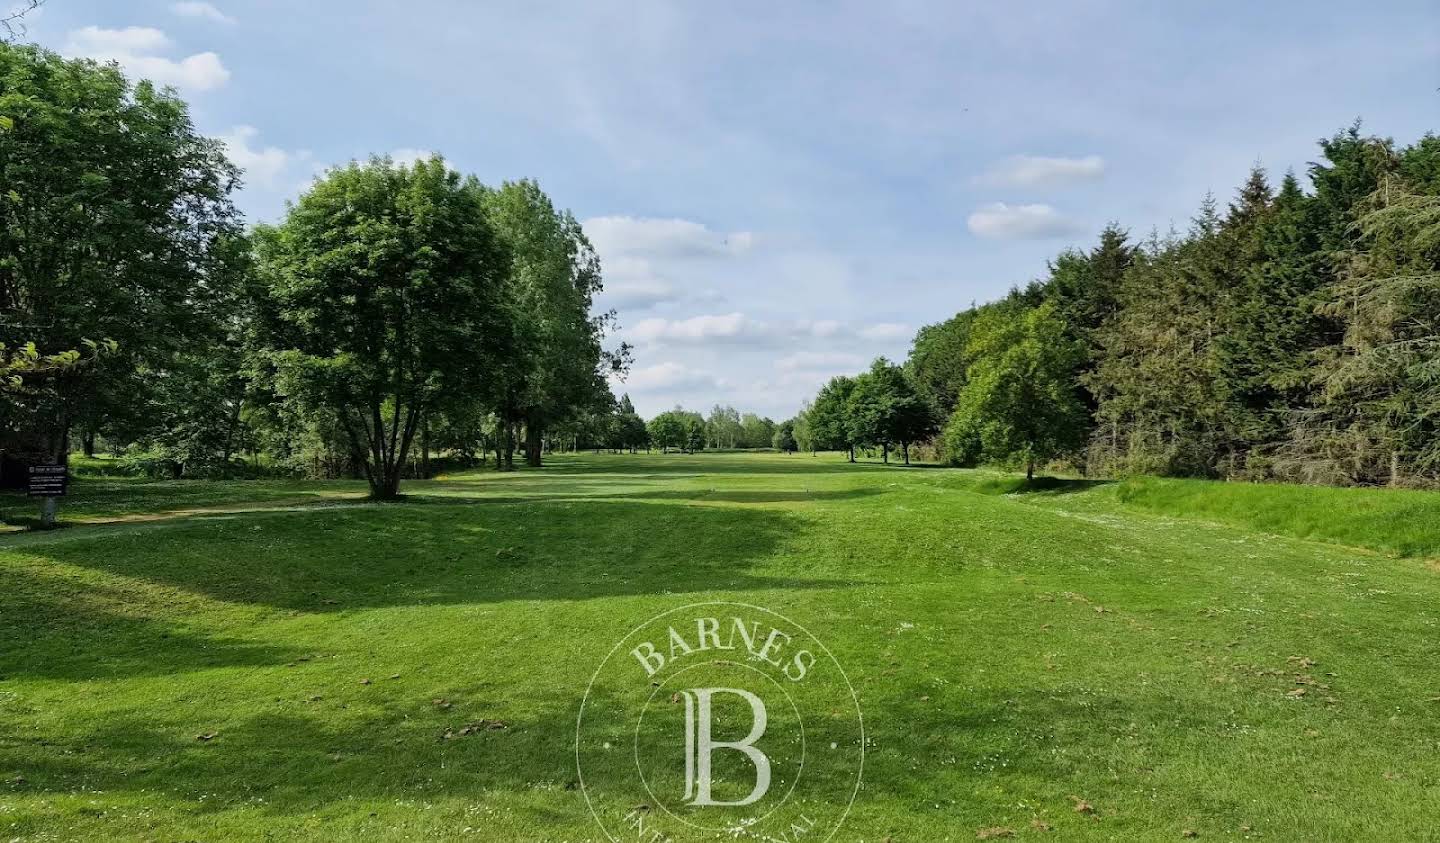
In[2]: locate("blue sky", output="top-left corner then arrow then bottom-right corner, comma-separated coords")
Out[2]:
25,0 -> 1440,418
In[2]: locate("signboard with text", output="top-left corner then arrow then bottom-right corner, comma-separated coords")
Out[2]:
27,464 -> 68,497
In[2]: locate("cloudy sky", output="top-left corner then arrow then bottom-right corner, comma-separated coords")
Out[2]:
23,0 -> 1439,418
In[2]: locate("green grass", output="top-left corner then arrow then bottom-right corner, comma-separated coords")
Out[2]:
1107,475 -> 1440,559
1,453 -> 1438,839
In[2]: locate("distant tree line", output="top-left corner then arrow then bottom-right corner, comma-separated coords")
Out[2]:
797,124 -> 1440,486
0,43 -> 629,498
789,358 -> 937,466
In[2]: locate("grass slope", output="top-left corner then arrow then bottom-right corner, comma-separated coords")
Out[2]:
1,453 -> 1438,840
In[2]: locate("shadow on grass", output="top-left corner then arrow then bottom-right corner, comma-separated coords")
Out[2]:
26,498 -> 847,615
400,487 -> 885,506
499,454 -> 872,477
0,567 -> 305,681
972,476 -> 1114,497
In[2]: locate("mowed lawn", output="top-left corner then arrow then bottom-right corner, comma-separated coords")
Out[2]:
2,453 -> 1439,840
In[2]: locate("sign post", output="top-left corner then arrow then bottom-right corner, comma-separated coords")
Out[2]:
28,463 -> 68,528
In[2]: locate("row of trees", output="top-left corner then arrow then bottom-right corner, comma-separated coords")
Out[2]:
791,358 -> 937,465
842,124 -> 1440,486
0,43 -> 626,498
641,406 -> 782,453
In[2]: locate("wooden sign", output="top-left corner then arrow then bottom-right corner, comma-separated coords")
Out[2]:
27,463 -> 68,497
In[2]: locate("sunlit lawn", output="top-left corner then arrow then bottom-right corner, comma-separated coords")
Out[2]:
2,452 -> 1438,840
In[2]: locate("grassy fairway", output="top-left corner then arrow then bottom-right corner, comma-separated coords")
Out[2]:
2,453 -> 1439,840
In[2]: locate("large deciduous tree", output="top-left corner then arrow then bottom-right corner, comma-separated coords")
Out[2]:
808,375 -> 857,461
847,358 -> 933,465
0,43 -> 242,468
946,303 -> 1086,479
483,179 -> 618,469
252,156 -> 510,499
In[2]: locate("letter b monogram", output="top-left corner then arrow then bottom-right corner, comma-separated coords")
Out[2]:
680,688 -> 771,807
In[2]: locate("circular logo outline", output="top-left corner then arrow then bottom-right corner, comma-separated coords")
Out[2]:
575,601 -> 865,841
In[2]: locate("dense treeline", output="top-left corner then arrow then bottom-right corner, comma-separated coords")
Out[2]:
802,125 -> 1440,486
0,43 -> 627,497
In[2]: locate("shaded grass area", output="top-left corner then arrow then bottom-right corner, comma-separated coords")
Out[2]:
0,476 -> 367,529
0,452 -> 1438,839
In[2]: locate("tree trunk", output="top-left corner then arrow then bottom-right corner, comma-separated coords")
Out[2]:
902,442 -> 910,465
502,423 -> 515,471
81,430 -> 96,459
1026,457 -> 1035,481
847,445 -> 855,463
421,421 -> 431,478
526,423 -> 543,468
373,463 -> 403,499
882,443 -> 889,464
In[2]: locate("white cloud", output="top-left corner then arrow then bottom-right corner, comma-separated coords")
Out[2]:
858,322 -> 912,341
218,126 -> 292,189
66,26 -> 170,54
584,216 -> 753,260
630,312 -> 760,344
63,25 -> 229,92
966,202 -> 1085,240
776,351 -> 866,371
171,2 -> 236,25
613,362 -> 719,393
601,278 -> 681,309
627,313 -> 913,349
979,154 -> 1105,188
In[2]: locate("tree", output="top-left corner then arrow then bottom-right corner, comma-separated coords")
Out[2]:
1287,182 -> 1440,485
906,310 -> 978,417
0,43 -> 242,468
772,419 -> 798,453
1215,171 -> 1324,453
647,410 -> 686,453
739,413 -> 776,449
251,156 -> 510,499
792,403 -> 815,453
808,375 -> 857,461
615,394 -> 648,453
705,405 -> 742,449
681,411 -> 707,453
846,358 -> 933,464
1,1 -> 44,42
947,303 -> 1087,479
484,180 -> 618,468
1088,200 -> 1236,477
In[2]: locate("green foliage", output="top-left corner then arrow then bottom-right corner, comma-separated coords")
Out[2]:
739,412 -> 776,449
945,303 -> 1086,477
874,125 -> 1440,487
483,179 -> 616,467
647,408 -> 705,453
0,42 -> 240,460
705,404 -> 743,448
772,419 -> 798,452
251,156 -> 510,498
906,309 -> 978,416
1286,183 -> 1440,484
806,376 -> 857,458
791,402 -> 815,453
846,358 -> 934,464
612,394 -> 649,452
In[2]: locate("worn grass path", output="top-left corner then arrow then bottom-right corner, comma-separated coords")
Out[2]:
1,453 -> 1438,840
